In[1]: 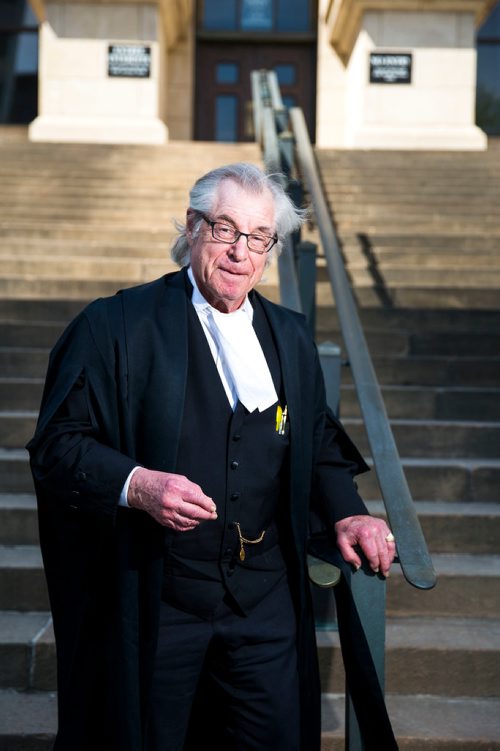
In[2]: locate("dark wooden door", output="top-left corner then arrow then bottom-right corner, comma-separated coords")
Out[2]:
194,42 -> 316,142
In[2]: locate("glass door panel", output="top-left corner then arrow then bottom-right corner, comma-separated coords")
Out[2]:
195,42 -> 316,142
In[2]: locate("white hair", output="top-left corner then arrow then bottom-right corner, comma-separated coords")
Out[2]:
170,162 -> 306,267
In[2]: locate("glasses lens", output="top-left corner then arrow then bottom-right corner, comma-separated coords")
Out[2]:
247,234 -> 272,253
212,222 -> 237,243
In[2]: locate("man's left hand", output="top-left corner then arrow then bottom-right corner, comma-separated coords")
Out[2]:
334,515 -> 396,577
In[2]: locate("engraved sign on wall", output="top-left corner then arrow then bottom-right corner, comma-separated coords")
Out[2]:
369,53 -> 412,84
108,45 -> 151,78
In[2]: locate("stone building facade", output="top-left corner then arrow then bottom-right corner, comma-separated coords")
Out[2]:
1,0 -> 499,148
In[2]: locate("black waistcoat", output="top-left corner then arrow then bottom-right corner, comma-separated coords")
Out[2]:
161,295 -> 290,618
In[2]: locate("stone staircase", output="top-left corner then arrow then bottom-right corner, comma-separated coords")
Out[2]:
0,134 -> 266,750
0,131 -> 499,750
313,144 -> 500,749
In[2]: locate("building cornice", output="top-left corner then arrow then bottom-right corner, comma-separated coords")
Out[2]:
325,0 -> 498,63
28,0 -> 192,47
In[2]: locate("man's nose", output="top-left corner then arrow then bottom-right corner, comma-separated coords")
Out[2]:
228,235 -> 249,260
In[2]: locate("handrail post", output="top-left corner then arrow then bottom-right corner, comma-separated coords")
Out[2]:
277,236 -> 302,313
318,342 -> 341,417
297,240 -> 317,339
279,130 -> 295,176
251,70 -> 263,146
345,569 -> 387,751
310,342 -> 343,630
262,105 -> 282,174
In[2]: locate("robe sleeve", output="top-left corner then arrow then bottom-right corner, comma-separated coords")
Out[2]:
26,304 -> 138,522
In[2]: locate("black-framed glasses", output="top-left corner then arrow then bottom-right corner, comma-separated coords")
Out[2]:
200,214 -> 278,254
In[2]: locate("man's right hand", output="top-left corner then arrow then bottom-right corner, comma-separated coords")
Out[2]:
127,468 -> 217,531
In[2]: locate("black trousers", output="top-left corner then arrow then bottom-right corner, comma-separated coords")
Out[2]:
144,578 -> 301,751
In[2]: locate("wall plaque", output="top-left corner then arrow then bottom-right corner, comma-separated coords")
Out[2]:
369,53 -> 412,84
108,45 -> 151,78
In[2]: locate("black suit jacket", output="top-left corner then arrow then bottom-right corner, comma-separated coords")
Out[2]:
28,269 -> 369,751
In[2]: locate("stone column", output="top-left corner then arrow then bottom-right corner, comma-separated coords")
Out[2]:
29,1 -> 169,144
316,0 -> 495,150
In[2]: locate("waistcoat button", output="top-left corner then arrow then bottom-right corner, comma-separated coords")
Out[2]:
230,492 -> 240,501
230,460 -> 239,470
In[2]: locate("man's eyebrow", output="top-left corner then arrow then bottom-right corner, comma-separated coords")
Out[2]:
215,214 -> 274,234
215,214 -> 237,227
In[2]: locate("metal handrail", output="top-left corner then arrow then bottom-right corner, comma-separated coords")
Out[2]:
252,69 -> 436,591
250,71 -> 263,145
290,108 -> 436,590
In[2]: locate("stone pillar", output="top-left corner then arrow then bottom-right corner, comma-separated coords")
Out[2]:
317,0 -> 495,150
29,1 -> 168,144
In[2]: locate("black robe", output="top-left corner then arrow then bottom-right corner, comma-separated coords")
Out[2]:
27,269 -> 369,751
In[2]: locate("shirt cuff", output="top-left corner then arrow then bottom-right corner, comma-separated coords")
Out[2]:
119,466 -> 142,507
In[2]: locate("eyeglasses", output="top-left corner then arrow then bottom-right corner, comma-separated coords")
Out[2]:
200,214 -> 278,254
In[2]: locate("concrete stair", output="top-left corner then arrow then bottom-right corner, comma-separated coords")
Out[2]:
0,136 -> 279,301
310,142 -> 500,749
0,131 -> 499,749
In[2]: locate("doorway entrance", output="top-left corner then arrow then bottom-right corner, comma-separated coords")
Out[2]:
194,0 -> 317,143
195,42 -> 316,142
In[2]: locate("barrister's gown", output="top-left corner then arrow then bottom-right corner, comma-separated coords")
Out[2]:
27,269 -> 368,751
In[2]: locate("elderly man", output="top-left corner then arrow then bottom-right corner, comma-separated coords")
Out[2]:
28,163 -> 395,751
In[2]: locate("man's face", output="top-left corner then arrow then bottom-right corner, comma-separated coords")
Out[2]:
187,179 -> 275,313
